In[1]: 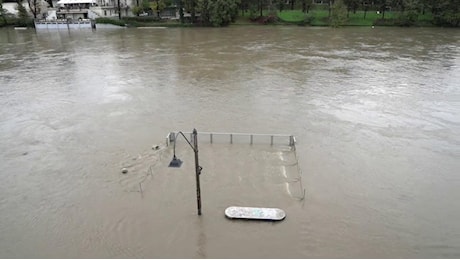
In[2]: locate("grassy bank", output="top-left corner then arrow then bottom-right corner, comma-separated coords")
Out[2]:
1,8 -> 436,28
277,9 -> 435,27
233,8 -> 435,27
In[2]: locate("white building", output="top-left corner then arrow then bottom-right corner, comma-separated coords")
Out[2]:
52,0 -> 133,20
3,0 -> 136,20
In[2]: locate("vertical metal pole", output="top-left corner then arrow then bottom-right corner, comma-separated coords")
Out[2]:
193,129 -> 202,215
117,0 -> 121,20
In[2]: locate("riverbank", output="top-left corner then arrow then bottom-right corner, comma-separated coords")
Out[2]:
0,9 -> 447,29
93,9 -> 438,28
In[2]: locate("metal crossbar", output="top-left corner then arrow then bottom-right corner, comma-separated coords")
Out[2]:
166,131 -> 295,147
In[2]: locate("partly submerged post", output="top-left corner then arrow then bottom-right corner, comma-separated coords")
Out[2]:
193,129 -> 202,215
168,129 -> 202,216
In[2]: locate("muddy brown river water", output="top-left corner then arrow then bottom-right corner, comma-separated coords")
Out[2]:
0,26 -> 459,258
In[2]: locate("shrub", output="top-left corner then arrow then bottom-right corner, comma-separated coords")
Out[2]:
248,6 -> 258,21
329,0 -> 347,27
95,17 -> 127,26
373,18 -> 396,26
298,13 -> 314,26
396,10 -> 418,26
208,0 -> 239,27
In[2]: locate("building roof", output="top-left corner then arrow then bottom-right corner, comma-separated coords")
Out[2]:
56,0 -> 97,5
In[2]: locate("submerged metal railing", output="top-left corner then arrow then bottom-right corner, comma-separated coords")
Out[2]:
165,131 -> 305,200
166,131 -> 296,147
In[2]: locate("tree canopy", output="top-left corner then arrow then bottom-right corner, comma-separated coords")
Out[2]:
207,0 -> 239,26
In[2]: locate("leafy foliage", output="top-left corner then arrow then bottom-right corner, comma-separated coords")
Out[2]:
207,0 -> 239,26
0,0 -> 7,24
432,0 -> 460,27
131,5 -> 142,16
395,9 -> 418,26
27,0 -> 40,18
150,0 -> 166,17
16,2 -> 30,26
329,0 -> 347,27
132,0 -> 153,16
95,17 -> 127,26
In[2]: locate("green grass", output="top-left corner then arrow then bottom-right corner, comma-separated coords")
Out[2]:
346,11 -> 391,26
309,10 -> 329,26
417,13 -> 435,26
275,9 -> 434,26
95,7 -> 435,28
277,10 -> 306,22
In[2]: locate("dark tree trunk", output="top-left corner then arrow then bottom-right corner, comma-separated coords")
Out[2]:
328,1 -> 332,18
27,0 -> 38,18
259,0 -> 262,17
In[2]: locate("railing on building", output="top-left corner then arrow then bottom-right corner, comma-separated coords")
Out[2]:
34,18 -> 95,29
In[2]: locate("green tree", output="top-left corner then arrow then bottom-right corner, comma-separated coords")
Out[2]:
200,0 -> 210,24
277,0 -> 284,12
328,0 -> 333,17
432,0 -> 460,26
362,0 -> 370,19
329,0 -> 347,27
256,0 -> 268,17
27,0 -> 40,18
131,0 -> 152,16
395,0 -> 420,26
374,0 -> 390,19
176,0 -> 184,23
183,0 -> 196,22
238,0 -> 250,15
421,0 -> 439,14
301,0 -> 311,13
16,1 -> 29,26
343,0 -> 359,17
208,0 -> 239,26
131,5 -> 142,15
0,0 -> 7,25
150,0 -> 166,17
141,0 -> 151,12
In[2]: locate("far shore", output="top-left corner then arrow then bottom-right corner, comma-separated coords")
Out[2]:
1,9 -> 456,29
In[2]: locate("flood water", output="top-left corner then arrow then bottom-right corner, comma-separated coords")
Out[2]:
0,26 -> 459,258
